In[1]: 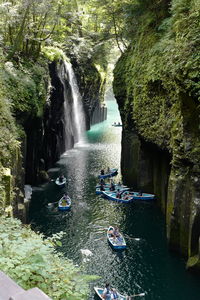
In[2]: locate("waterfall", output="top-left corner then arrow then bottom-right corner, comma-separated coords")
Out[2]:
63,61 -> 86,146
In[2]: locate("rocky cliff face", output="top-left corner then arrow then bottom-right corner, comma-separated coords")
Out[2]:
25,58 -> 107,184
24,60 -> 74,184
70,57 -> 107,129
113,0 -> 200,271
0,56 -> 106,221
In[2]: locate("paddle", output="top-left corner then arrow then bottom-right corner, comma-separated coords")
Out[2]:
126,292 -> 146,299
47,201 -> 59,206
124,234 -> 141,241
94,237 -> 104,241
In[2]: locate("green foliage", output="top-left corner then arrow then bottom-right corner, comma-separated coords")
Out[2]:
114,0 -> 200,165
41,46 -> 67,62
0,0 -> 64,59
0,216 -> 97,299
0,59 -> 19,167
1,59 -> 49,121
0,52 -> 49,206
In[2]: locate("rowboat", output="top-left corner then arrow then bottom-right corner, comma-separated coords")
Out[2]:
107,226 -> 126,250
96,184 -> 129,195
129,192 -> 155,200
55,177 -> 67,187
94,287 -> 126,300
58,195 -> 71,211
98,168 -> 118,179
102,191 -> 134,203
94,287 -> 145,299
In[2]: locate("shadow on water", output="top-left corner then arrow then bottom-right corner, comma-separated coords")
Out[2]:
30,100 -> 200,300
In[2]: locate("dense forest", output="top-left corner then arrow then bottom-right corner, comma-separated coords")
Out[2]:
0,0 -> 200,298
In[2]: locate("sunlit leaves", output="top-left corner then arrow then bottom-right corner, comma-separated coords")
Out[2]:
0,216 -> 96,299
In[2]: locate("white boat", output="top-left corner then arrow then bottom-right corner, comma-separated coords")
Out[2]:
58,195 -> 71,211
94,287 -> 126,300
107,226 -> 126,250
55,177 -> 67,187
94,286 -> 145,299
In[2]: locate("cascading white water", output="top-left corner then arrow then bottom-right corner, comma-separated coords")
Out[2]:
64,61 -> 86,145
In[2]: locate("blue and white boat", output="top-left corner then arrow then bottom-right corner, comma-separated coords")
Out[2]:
94,287 -> 145,299
129,191 -> 155,200
102,191 -> 134,203
98,168 -> 118,179
94,287 -> 126,300
107,226 -> 126,250
55,177 -> 67,187
96,183 -> 129,195
58,195 -> 71,211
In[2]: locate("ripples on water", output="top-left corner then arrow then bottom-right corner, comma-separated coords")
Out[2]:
30,100 -> 200,300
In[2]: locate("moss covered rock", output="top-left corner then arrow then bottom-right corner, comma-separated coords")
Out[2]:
113,0 -> 200,268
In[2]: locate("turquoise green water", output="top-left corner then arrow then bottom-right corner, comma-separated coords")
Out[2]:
30,100 -> 200,300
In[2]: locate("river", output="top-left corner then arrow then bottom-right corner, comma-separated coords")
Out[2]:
30,99 -> 200,300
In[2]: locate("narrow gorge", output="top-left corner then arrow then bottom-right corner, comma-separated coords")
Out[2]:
0,0 -> 200,298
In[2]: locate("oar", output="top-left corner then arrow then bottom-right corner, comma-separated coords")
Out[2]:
126,292 -> 145,299
124,234 -> 141,241
47,201 -> 59,206
94,237 -> 104,241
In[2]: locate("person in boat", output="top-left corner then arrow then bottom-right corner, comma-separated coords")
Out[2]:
109,179 -> 115,191
59,175 -> 64,183
107,166 -> 111,174
116,189 -> 122,199
62,193 -> 69,205
122,191 -> 128,199
101,169 -> 105,175
118,122 -> 120,125
110,181 -> 115,191
111,226 -> 120,239
138,190 -> 143,196
100,178 -> 105,185
124,193 -> 129,200
100,183 -> 105,191
111,288 -> 119,299
103,283 -> 112,300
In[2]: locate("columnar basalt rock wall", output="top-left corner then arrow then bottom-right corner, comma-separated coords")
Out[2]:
121,129 -> 171,213
24,60 -> 74,184
24,58 -> 106,185
71,57 -> 107,130
113,0 -> 200,270
0,56 -> 107,221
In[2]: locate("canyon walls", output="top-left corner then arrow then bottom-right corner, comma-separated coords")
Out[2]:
0,55 -> 106,221
113,0 -> 200,271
